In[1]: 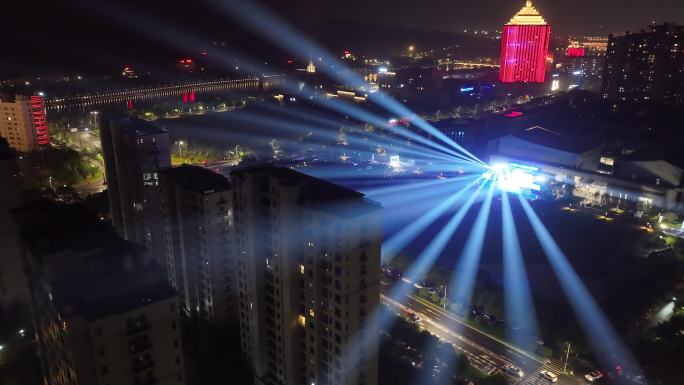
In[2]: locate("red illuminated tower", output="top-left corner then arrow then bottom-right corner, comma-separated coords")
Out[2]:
499,1 -> 551,83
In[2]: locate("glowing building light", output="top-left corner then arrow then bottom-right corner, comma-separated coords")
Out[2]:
499,1 -> 551,83
566,46 -> 586,57
29,95 -> 50,146
460,86 -> 475,92
551,79 -> 560,91
504,111 -> 524,118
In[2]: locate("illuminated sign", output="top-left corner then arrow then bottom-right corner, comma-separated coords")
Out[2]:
566,47 -> 586,57
551,79 -> 560,91
460,87 -> 475,92
504,111 -> 523,118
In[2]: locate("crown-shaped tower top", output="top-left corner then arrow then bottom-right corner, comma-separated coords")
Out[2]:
507,0 -> 547,25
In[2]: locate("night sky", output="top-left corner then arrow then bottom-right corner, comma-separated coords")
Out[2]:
306,0 -> 684,35
3,0 -> 683,77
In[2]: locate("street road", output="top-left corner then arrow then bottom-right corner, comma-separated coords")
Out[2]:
381,286 -> 582,385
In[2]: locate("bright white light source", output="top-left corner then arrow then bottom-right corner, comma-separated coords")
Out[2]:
389,155 -> 401,169
485,162 -> 542,192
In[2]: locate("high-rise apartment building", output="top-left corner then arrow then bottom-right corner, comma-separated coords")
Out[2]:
13,202 -> 186,385
0,94 -> 50,152
159,165 -> 237,326
499,1 -> 551,83
100,115 -> 171,265
231,165 -> 382,385
602,23 -> 684,107
0,138 -> 28,310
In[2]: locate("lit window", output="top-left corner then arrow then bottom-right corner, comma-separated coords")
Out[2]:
309,309 -> 315,317
298,315 -> 306,327
299,264 -> 305,274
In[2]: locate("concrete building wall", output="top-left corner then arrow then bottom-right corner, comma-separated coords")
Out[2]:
79,297 -> 185,385
0,97 -> 38,152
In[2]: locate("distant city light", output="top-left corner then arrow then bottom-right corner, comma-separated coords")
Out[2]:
460,87 -> 475,92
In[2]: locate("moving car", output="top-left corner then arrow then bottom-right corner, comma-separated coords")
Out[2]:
585,370 -> 603,382
503,364 -> 524,378
539,370 -> 558,383
406,312 -> 421,324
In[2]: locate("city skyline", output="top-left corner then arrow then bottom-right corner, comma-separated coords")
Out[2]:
2,1 -> 684,385
2,0 -> 683,77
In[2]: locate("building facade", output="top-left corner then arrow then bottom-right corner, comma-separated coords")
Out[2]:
159,165 -> 237,326
100,115 -> 171,265
231,166 -> 381,385
602,23 -> 684,107
13,203 -> 186,385
0,94 -> 50,152
499,1 -> 551,83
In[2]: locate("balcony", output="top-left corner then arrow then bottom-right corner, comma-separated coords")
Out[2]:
126,321 -> 150,336
129,337 -> 152,354
131,357 -> 154,372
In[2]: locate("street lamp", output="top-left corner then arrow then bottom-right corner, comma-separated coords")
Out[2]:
177,141 -> 185,161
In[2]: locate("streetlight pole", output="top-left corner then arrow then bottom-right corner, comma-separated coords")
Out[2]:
563,341 -> 571,373
177,141 -> 184,162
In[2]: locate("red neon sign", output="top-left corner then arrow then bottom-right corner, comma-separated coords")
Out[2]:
504,111 -> 523,118
566,47 -> 586,57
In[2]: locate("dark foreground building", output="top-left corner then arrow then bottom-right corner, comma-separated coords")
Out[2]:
13,203 -> 186,385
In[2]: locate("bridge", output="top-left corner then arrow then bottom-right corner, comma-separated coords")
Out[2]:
45,75 -> 283,110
